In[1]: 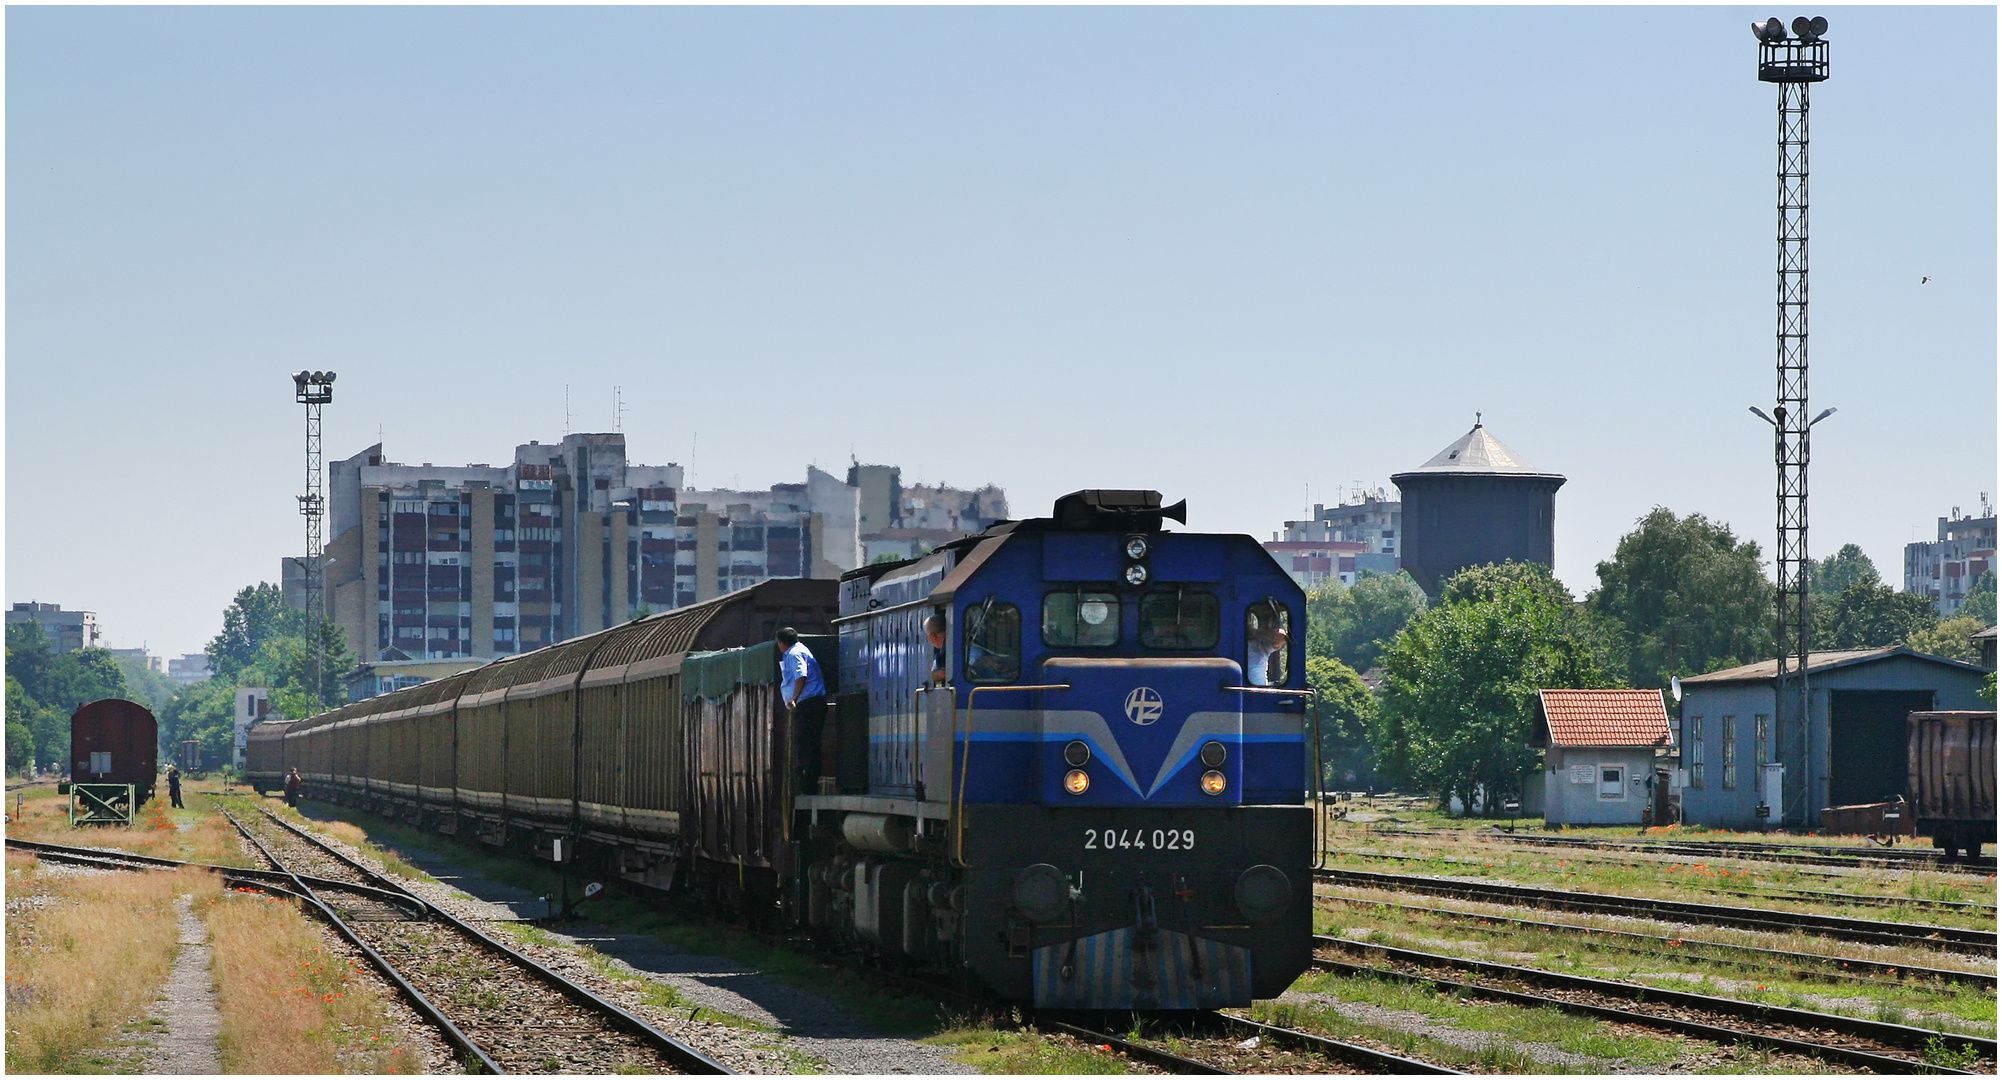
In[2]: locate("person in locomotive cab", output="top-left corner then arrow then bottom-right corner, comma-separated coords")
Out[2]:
284,767 -> 302,808
926,613 -> 949,684
1247,625 -> 1288,687
165,765 -> 184,810
775,627 -> 828,787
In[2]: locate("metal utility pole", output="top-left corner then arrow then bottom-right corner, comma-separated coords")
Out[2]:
293,370 -> 336,702
1752,16 -> 1828,827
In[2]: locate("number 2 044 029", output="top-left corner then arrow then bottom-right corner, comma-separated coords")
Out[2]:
1084,828 -> 1195,851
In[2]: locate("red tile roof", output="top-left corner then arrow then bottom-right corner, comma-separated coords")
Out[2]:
1536,689 -> 1671,748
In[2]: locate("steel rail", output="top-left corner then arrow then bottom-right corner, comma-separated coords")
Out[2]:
4,836 -> 428,916
1028,1014 -> 1232,1074
1364,826 -> 1996,875
1317,866 -> 1997,956
220,808 -> 507,1074
1316,889 -> 1996,989
1206,1011 -> 1464,1074
1314,935 -> 1994,1069
239,804 -> 732,1074
1328,839 -> 1997,913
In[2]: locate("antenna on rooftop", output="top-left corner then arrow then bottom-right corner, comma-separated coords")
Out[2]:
613,386 -> 625,433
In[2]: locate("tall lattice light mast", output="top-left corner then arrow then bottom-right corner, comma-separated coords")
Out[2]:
1749,16 -> 1830,827
294,370 -> 336,699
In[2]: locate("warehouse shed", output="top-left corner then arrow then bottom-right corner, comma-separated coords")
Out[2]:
1530,689 -> 1672,826
1676,648 -> 1990,830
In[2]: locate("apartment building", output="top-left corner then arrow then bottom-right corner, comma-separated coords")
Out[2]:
6,603 -> 102,654
846,463 -> 1009,563
312,435 -> 863,665
166,654 -> 213,686
1272,488 -> 1403,585
1904,508 -> 1997,616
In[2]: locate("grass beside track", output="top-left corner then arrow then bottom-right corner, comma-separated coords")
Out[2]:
4,854 -> 211,1073
205,884 -> 425,1073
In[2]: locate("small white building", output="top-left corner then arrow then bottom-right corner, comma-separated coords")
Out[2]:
234,688 -> 274,769
1531,689 -> 1673,826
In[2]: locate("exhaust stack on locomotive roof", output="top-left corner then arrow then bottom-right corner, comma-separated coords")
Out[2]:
1051,489 -> 1188,532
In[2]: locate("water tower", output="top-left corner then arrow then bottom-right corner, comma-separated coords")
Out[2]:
1392,419 -> 1565,596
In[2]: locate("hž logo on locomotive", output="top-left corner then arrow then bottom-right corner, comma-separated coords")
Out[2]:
1123,686 -> 1164,725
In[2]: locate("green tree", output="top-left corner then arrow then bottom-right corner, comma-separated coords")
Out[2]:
206,583 -> 303,681
159,678 -> 236,765
40,648 -> 132,716
1375,574 -> 1619,815
1906,615 -> 1986,665
6,620 -> 54,703
1817,581 -> 1939,650
1305,571 -> 1427,672
110,655 -> 180,712
1306,655 -> 1377,790
5,676 -> 61,771
1589,509 -> 1773,689
1439,560 -> 1575,607
1961,570 -> 1996,627
1808,544 -> 1880,598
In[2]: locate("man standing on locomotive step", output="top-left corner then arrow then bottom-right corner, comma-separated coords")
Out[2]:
776,627 -> 828,791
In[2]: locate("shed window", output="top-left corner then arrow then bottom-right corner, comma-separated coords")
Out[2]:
1754,714 -> 1770,766
1598,765 -> 1626,800
1721,715 -> 1738,790
1687,716 -> 1705,789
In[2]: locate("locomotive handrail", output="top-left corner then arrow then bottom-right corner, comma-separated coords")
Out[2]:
1222,685 -> 1328,868
952,682 -> 1072,868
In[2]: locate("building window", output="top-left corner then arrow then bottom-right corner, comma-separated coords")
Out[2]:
1721,715 -> 1737,790
1598,765 -> 1626,800
1687,716 -> 1705,789
1754,714 -> 1770,766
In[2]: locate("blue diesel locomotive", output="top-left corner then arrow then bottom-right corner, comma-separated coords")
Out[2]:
254,488 -> 1318,1013
801,489 -> 1316,1009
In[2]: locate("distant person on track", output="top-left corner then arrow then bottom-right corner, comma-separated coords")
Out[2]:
166,765 -> 184,809
284,768 -> 302,807
776,627 -> 828,791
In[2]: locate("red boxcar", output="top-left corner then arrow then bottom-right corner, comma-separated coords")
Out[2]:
70,698 -> 159,806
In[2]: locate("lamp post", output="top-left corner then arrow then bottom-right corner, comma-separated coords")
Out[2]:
293,371 -> 336,702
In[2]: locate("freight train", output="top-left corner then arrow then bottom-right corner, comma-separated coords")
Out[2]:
248,490 -> 1319,1009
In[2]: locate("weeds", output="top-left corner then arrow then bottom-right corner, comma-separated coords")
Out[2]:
4,863 -> 209,1073
204,886 -> 422,1073
1923,1033 -> 1985,1071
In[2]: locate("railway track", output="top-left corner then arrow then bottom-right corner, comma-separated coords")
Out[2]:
1330,845 -> 1997,916
1313,935 -> 1996,1074
1366,826 -> 1997,876
1317,890 -> 1997,990
222,805 -> 729,1074
1032,1010 -> 1463,1074
1318,866 -> 1998,958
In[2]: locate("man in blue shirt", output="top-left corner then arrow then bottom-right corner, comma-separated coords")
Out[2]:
776,627 -> 828,790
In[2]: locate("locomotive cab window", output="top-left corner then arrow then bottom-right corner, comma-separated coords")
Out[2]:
1043,590 -> 1120,647
1140,590 -> 1219,649
1245,600 -> 1291,686
963,599 -> 1021,684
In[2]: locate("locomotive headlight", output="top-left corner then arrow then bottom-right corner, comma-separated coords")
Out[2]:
1123,564 -> 1149,586
1200,740 -> 1227,768
1063,740 -> 1092,767
1200,769 -> 1227,796
1064,769 -> 1091,795
1123,535 -> 1149,561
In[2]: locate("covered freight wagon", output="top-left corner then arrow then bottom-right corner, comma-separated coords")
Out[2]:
1906,710 -> 1995,859
66,698 -> 158,822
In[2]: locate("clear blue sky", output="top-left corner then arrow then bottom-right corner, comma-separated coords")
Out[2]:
7,6 -> 1995,661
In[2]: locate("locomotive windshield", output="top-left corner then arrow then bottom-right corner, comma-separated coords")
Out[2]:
1138,589 -> 1219,649
1043,590 -> 1120,647
963,598 -> 1021,683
